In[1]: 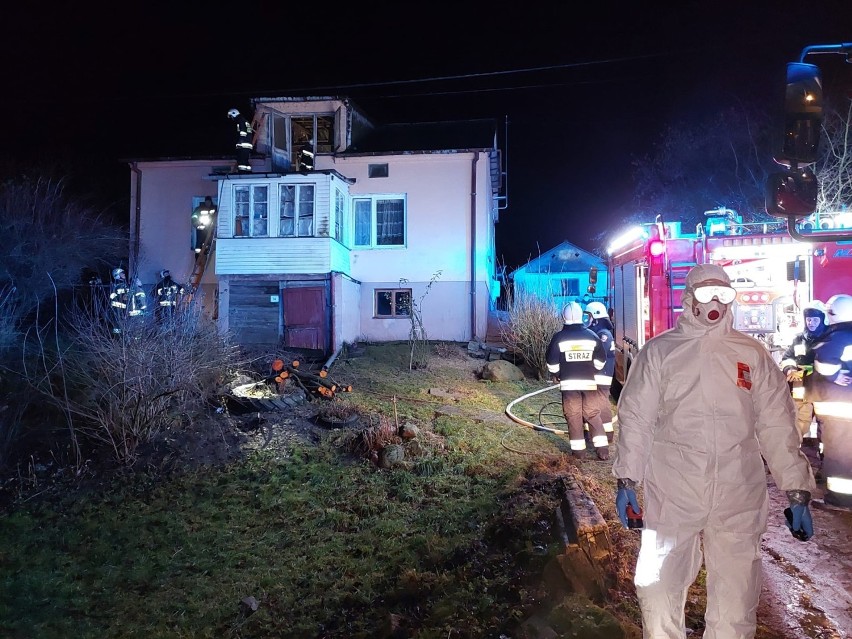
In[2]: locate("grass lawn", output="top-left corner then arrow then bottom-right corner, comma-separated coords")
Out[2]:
0,342 -> 644,638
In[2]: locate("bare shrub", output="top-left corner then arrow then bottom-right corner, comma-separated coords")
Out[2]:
502,286 -> 561,380
0,176 -> 124,322
348,414 -> 401,458
26,298 -> 241,466
399,271 -> 441,371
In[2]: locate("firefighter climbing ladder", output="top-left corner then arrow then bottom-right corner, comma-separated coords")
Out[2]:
188,184 -> 223,297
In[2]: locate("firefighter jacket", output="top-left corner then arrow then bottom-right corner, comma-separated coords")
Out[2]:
590,317 -> 616,387
109,283 -> 128,309
780,331 -> 823,372
155,277 -> 185,307
545,323 -> 606,391
235,118 -> 253,149
810,321 -> 852,408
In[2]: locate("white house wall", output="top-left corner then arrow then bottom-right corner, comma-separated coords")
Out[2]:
323,152 -> 494,340
333,273 -> 361,345
358,281 -> 473,342
130,159 -> 225,317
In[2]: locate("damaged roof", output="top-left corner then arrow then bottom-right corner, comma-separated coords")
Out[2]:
346,119 -> 496,154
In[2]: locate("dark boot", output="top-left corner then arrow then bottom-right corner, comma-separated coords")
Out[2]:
596,446 -> 610,461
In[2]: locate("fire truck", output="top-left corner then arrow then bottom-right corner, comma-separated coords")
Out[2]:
605,208 -> 852,389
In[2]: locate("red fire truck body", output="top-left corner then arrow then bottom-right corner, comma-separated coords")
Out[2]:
606,212 -> 852,388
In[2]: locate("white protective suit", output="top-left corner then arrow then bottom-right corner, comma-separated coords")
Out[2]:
613,263 -> 815,639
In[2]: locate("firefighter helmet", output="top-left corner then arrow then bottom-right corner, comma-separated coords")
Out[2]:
227,108 -> 240,119
802,300 -> 827,322
158,269 -> 170,280
562,302 -> 584,325
585,301 -> 608,319
826,294 -> 852,324
111,268 -> 125,280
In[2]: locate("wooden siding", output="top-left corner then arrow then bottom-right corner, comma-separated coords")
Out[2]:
329,239 -> 350,274
228,282 -> 281,344
216,238 -> 332,274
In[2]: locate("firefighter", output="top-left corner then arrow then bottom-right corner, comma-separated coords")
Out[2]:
584,301 -> 616,442
153,269 -> 185,322
227,108 -> 253,173
613,263 -> 815,638
108,267 -> 129,334
780,300 -> 828,438
128,277 -> 147,319
545,301 -> 609,460
811,293 -> 852,510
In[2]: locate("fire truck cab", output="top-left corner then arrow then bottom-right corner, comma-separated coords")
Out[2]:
606,208 -> 852,390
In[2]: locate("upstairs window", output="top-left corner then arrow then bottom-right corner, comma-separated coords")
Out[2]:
271,113 -> 335,172
353,196 -> 406,248
333,189 -> 345,242
233,185 -> 268,237
279,184 -> 315,237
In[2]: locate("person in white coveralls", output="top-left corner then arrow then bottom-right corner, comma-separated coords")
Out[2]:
612,263 -> 815,639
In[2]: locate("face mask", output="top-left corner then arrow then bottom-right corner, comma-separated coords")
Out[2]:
692,299 -> 728,326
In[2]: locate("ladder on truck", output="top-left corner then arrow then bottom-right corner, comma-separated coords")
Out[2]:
668,261 -> 696,326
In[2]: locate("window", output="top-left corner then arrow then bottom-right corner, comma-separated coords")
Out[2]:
375,289 -> 411,318
233,185 -> 268,237
270,113 -> 334,172
279,184 -> 315,237
557,278 -> 580,297
353,196 -> 406,248
333,189 -> 345,242
368,163 -> 389,178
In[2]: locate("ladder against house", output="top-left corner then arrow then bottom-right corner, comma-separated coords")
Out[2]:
188,236 -> 216,295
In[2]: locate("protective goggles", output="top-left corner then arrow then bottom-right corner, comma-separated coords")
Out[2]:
693,285 -> 736,304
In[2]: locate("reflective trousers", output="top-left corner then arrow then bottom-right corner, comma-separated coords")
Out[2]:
561,389 -> 605,451
814,406 -> 852,508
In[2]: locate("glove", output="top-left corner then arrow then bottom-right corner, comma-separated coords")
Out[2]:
616,479 -> 641,529
785,490 -> 814,542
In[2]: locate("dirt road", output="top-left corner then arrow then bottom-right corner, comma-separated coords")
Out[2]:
757,444 -> 852,639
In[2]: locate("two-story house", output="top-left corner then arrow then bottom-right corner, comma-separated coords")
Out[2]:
127,96 -> 506,355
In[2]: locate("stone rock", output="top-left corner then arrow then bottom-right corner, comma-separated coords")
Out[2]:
399,423 -> 419,440
379,444 -> 405,469
240,595 -> 259,614
480,359 -> 524,381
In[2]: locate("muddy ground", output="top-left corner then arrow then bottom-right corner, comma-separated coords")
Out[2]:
756,443 -> 852,639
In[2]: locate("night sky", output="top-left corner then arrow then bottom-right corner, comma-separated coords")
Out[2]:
2,1 -> 851,269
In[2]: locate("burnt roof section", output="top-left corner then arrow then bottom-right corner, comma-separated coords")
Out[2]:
347,119 -> 496,154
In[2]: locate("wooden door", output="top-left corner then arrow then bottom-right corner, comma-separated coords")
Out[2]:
282,286 -> 327,352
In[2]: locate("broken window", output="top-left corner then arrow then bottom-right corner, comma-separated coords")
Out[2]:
279,184 -> 315,237
270,113 -> 335,172
233,185 -> 268,237
333,189 -> 345,242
